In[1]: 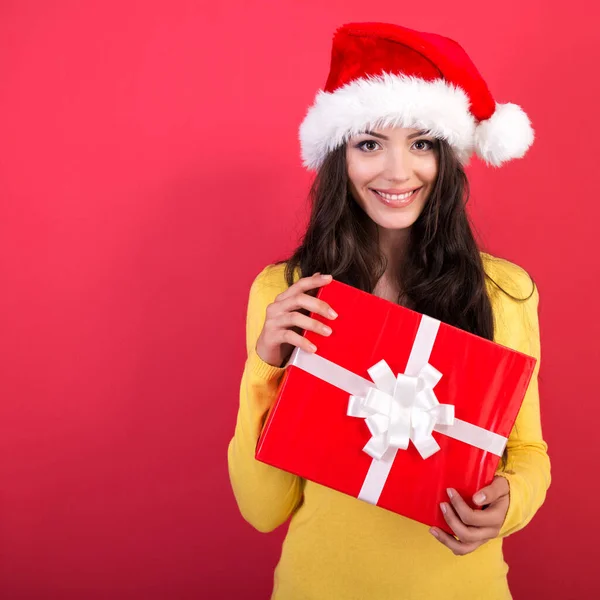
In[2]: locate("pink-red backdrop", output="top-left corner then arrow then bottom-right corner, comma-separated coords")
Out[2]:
0,1 -> 596,598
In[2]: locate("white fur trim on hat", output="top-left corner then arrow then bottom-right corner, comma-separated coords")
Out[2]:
474,103 -> 535,167
299,72 -> 477,171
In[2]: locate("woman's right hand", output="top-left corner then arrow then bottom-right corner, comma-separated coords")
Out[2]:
255,273 -> 339,368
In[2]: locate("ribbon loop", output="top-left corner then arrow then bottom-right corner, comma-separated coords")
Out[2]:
348,359 -> 454,460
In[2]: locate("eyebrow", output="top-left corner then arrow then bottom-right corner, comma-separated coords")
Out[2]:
360,129 -> 430,140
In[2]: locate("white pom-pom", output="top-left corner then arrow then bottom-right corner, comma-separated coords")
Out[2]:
474,103 -> 535,167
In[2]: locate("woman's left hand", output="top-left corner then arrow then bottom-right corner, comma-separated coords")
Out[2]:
429,476 -> 510,555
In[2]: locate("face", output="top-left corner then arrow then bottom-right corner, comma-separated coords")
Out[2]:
346,126 -> 439,232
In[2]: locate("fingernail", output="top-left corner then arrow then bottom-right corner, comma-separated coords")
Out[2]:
474,492 -> 486,505
309,343 -> 317,352
430,528 -> 439,538
328,309 -> 338,319
321,274 -> 332,280
447,488 -> 454,499
440,503 -> 447,515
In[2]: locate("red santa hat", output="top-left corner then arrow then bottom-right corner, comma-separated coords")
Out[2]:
299,22 -> 534,170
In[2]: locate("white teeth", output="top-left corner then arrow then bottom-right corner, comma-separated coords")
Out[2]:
374,189 -> 417,201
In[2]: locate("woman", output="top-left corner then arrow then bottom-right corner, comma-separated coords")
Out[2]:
228,22 -> 550,599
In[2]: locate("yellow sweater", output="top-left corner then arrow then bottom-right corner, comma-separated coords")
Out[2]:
228,253 -> 551,600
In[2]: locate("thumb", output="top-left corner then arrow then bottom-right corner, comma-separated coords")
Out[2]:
473,475 -> 509,506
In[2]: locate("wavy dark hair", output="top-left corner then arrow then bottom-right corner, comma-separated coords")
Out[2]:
274,138 -> 534,341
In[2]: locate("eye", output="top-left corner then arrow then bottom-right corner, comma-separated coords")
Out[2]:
412,139 -> 435,151
356,140 -> 381,152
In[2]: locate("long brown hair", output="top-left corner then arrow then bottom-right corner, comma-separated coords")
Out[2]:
274,138 -> 534,341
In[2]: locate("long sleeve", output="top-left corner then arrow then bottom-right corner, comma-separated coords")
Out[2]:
489,265 -> 551,538
227,265 -> 305,533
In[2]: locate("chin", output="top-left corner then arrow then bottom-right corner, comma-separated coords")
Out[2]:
377,217 -> 418,230
367,206 -> 422,230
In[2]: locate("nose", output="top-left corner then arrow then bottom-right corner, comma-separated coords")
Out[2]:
384,146 -> 412,181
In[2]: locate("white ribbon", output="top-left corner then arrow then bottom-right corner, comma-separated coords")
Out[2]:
347,360 -> 455,461
286,314 -> 508,505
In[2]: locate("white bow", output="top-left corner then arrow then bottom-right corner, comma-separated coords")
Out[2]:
347,359 -> 455,460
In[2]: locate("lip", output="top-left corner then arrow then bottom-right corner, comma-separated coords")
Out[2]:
372,186 -> 421,194
370,187 -> 422,208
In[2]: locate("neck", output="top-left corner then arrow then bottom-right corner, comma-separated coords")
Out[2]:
377,225 -> 410,276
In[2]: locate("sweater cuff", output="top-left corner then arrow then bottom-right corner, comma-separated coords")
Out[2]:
246,349 -> 287,382
495,470 -> 518,537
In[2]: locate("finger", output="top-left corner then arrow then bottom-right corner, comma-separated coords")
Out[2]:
446,488 -> 487,527
473,475 -> 509,507
275,311 -> 333,338
277,328 -> 319,354
276,291 -> 338,322
440,502 -> 476,543
275,273 -> 333,302
447,488 -> 506,529
440,502 -> 497,544
430,527 -> 480,556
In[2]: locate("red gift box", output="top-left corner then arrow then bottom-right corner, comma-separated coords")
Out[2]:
255,279 -> 536,533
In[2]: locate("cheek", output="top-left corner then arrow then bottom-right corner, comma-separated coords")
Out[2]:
419,156 -> 439,184
347,154 -> 379,187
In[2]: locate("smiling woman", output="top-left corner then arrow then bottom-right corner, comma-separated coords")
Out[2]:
275,127 -> 500,339
228,21 -> 550,600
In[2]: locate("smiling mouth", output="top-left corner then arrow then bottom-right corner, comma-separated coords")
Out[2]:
371,188 -> 421,201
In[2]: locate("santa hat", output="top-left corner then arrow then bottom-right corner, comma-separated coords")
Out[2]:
299,22 -> 534,170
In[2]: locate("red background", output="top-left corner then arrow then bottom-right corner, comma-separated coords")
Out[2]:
0,1 -> 596,598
